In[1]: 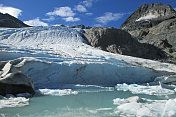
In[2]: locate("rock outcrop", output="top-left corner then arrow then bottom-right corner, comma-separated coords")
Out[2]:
121,3 -> 176,64
83,27 -> 167,61
69,24 -> 91,29
0,61 -> 35,96
0,12 -> 30,28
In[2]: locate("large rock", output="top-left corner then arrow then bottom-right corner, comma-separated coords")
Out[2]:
0,72 -> 35,96
0,12 -> 30,28
121,3 -> 176,64
0,60 -> 35,96
83,27 -> 167,61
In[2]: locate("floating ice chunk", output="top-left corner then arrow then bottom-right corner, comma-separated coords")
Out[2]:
88,108 -> 113,114
75,84 -> 114,92
113,96 -> 144,105
126,96 -> 144,103
162,99 -> 176,117
0,97 -> 29,109
113,98 -> 128,105
37,89 -> 78,96
114,98 -> 176,117
115,100 -> 164,116
116,83 -> 175,95
96,108 -> 113,111
136,13 -> 158,21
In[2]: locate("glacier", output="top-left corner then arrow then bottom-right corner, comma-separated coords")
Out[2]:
0,26 -> 176,89
1,25 -> 176,116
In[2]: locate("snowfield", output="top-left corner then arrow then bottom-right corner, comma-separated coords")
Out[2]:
0,26 -> 176,88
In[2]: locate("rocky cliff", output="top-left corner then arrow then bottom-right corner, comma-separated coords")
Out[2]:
0,12 -> 30,28
83,27 -> 167,61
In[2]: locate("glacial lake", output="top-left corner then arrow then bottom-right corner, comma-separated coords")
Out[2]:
0,84 -> 176,117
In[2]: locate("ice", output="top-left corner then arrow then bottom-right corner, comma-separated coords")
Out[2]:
87,108 -> 113,114
116,83 -> 175,95
113,98 -> 128,105
113,83 -> 176,116
0,97 -> 29,109
162,99 -> 176,117
2,57 -> 172,89
0,26 -> 176,88
113,96 -> 144,105
74,84 -> 114,91
113,97 -> 176,117
136,13 -> 158,21
36,89 -> 78,96
0,26 -> 86,47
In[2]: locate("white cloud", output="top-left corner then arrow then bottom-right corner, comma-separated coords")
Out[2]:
85,12 -> 93,16
24,18 -> 48,26
42,16 -> 55,22
47,7 -> 75,17
174,8 -> 176,11
74,5 -> 87,12
0,4 -> 22,18
63,17 -> 80,22
96,12 -> 124,24
83,0 -> 94,7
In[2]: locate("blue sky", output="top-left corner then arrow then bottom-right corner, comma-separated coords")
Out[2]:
0,0 -> 176,28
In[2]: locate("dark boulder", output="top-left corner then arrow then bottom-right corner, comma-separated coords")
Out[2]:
0,72 -> 35,96
0,82 -> 35,96
0,60 -> 35,96
0,12 -> 30,28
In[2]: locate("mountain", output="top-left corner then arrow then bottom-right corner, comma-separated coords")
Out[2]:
120,3 -> 176,64
120,3 -> 176,31
0,12 -> 30,28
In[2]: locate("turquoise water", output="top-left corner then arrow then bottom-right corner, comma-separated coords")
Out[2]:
0,84 -> 176,117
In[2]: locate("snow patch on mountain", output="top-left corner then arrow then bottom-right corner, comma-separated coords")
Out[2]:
136,13 -> 158,21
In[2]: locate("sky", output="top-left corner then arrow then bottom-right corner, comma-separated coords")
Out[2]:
0,0 -> 176,28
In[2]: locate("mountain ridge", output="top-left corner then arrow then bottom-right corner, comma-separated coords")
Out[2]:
0,12 -> 30,28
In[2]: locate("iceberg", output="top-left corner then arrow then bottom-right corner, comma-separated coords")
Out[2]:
0,26 -> 176,89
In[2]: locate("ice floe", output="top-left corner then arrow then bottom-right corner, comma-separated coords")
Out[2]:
0,96 -> 29,109
116,83 -> 176,95
36,89 -> 78,96
113,97 -> 176,117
